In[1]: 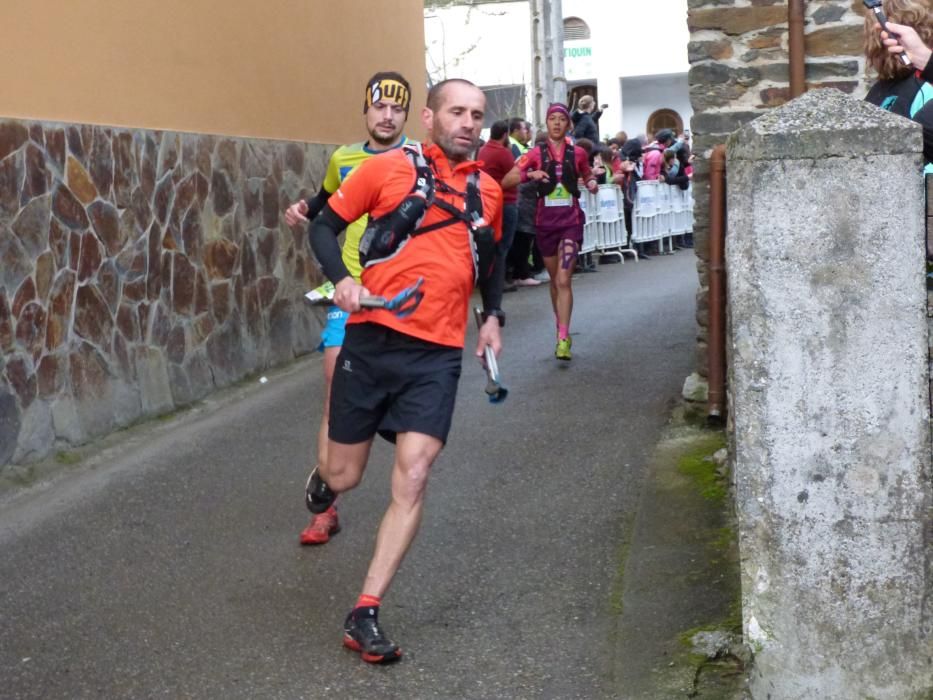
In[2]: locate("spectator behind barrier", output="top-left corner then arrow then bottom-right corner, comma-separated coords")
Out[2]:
616,139 -> 653,258
643,129 -> 675,180
479,120 -> 520,289
660,150 -> 677,182
607,138 -> 626,173
592,143 -> 615,185
863,0 -> 933,173
662,140 -> 691,189
508,117 -> 530,158
574,137 -> 594,156
670,141 -> 695,248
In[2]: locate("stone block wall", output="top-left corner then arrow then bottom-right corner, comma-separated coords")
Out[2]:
687,0 -> 869,377
0,119 -> 333,467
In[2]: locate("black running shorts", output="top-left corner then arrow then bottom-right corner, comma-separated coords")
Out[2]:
328,323 -> 463,445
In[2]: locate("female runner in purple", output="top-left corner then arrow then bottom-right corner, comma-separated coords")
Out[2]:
513,103 -> 598,361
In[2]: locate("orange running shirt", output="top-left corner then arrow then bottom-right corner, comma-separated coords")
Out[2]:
328,143 -> 503,348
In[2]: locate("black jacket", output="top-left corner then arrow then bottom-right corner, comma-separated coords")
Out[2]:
865,72 -> 933,169
572,112 -> 599,143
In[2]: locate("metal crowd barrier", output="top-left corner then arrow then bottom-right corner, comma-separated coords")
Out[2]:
631,180 -> 695,253
580,184 -> 638,262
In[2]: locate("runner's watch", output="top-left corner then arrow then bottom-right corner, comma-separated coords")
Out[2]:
483,309 -> 506,327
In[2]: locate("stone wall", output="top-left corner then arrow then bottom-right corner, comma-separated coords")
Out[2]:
688,0 -> 869,378
0,119 -> 333,467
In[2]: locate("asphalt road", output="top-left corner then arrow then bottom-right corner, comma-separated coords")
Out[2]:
0,251 -> 698,700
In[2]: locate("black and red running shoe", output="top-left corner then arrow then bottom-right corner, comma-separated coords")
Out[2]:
343,608 -> 402,664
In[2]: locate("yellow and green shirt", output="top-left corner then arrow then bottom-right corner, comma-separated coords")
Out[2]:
323,137 -> 410,281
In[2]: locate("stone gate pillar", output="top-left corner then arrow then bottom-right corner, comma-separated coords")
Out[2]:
726,89 -> 932,699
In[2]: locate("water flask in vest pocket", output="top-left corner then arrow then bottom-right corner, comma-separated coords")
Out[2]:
359,194 -> 429,267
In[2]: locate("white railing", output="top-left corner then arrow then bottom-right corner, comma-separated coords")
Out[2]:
580,184 -> 638,262
631,180 -> 695,253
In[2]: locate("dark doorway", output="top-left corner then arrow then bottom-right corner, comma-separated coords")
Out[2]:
568,84 -> 597,111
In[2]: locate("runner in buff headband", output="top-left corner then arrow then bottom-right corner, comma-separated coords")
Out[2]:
510,103 -> 598,361
284,71 -> 412,546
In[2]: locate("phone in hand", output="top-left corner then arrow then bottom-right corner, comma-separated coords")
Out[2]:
862,0 -> 911,65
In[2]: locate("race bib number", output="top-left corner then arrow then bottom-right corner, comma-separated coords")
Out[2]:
544,183 -> 572,207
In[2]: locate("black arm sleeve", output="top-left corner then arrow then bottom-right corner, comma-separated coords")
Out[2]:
479,248 -> 505,314
308,205 -> 353,284
305,185 -> 333,221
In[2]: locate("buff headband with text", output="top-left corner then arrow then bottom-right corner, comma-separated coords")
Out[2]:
366,79 -> 411,113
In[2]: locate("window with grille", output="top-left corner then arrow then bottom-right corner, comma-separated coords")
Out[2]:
480,85 -> 526,128
563,17 -> 590,41
647,109 -> 684,137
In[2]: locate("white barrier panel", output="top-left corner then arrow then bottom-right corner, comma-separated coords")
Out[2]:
632,180 -> 695,249
580,191 -> 597,254
632,180 -> 661,244
670,181 -> 685,235
598,185 -> 620,220
685,182 -> 694,233
596,185 -> 628,261
578,185 -> 635,262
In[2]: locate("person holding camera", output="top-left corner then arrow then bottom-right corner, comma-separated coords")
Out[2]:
572,95 -> 601,143
612,139 -> 648,259
863,0 -> 933,173
880,21 -> 932,80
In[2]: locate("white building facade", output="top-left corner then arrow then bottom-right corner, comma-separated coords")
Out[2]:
424,0 -> 692,140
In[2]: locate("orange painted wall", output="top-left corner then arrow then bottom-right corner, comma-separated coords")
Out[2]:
0,0 -> 425,144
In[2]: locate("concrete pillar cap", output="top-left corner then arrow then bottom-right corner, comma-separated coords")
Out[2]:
727,88 -> 924,162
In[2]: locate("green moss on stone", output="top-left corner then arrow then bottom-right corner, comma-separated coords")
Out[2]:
677,434 -> 728,503
55,451 -> 81,465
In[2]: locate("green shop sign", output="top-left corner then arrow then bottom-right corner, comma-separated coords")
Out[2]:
563,42 -> 594,80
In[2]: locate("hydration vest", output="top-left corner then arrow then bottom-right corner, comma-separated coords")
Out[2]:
358,144 -> 497,283
535,141 -> 580,199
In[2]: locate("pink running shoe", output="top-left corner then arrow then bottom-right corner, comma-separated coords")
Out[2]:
299,506 -> 340,545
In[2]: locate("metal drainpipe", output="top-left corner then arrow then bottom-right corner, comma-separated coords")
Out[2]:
705,2 -> 805,422
788,0 -> 807,98
707,144 -> 727,422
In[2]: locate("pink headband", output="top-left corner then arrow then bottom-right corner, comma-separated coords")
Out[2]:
546,103 -> 570,119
